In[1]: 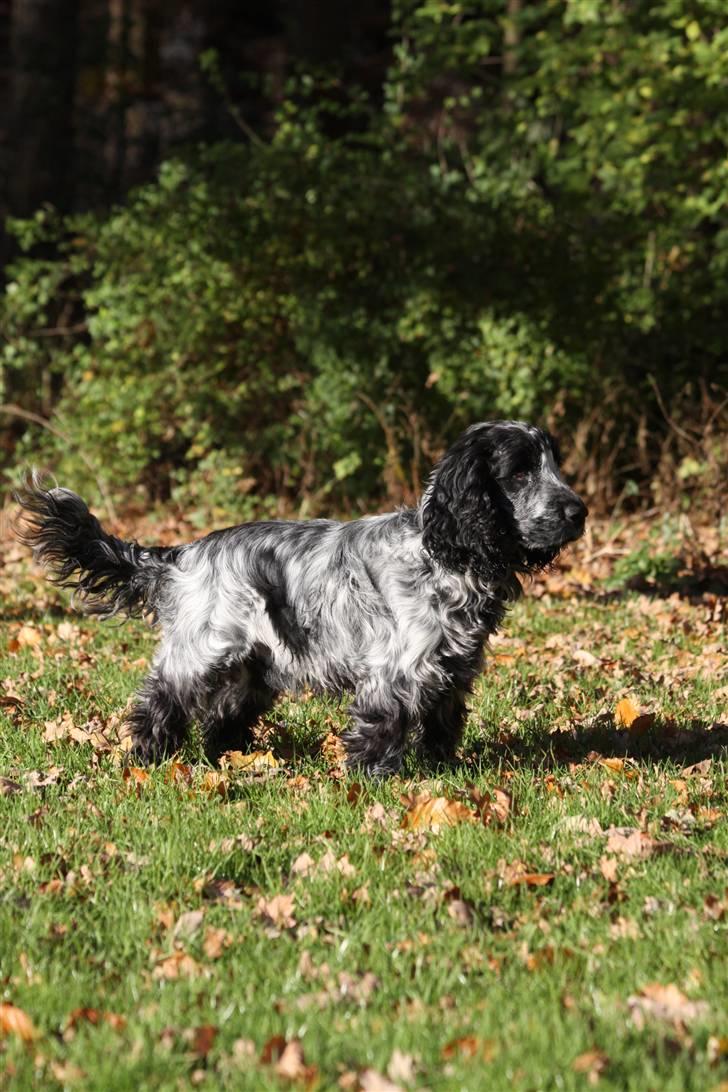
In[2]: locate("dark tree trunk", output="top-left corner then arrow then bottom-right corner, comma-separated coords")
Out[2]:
6,0 -> 79,217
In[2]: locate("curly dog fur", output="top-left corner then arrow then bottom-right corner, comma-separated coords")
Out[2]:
16,420 -> 587,775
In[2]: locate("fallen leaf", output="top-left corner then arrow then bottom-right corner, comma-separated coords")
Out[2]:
628,982 -> 710,1031
64,1008 -> 126,1039
401,794 -> 474,832
187,1025 -> 217,1057
122,766 -> 150,792
387,1049 -> 416,1084
274,1038 -> 318,1084
599,856 -> 619,883
200,770 -> 228,797
256,893 -> 296,930
16,624 -> 43,649
203,926 -> 231,960
260,1035 -> 287,1064
359,1069 -> 403,1092
604,827 -> 672,860
468,786 -> 512,826
173,910 -> 205,941
165,761 -> 193,786
291,852 -> 316,877
321,732 -> 346,768
615,698 -> 654,733
505,870 -> 555,888
0,1003 -> 38,1042
447,899 -> 475,926
572,1049 -> 609,1084
50,1060 -> 85,1083
556,815 -> 604,837
441,1035 -> 497,1061
222,749 -> 280,771
153,951 -> 206,980
683,758 -> 712,777
573,648 -> 600,667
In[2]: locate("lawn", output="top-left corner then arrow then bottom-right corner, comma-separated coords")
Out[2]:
0,513 -> 726,1091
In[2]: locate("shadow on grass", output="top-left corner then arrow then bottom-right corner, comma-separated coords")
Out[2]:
464,715 -> 728,772
575,563 -> 728,602
1,604 -> 72,623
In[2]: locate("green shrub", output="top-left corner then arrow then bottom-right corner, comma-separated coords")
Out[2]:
2,2 -> 726,513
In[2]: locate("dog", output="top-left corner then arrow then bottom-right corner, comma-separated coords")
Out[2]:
15,420 -> 587,775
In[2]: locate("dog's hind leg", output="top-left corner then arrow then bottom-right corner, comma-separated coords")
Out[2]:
126,668 -> 190,763
200,665 -> 276,760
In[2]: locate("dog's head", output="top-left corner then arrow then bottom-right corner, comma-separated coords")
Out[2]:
421,420 -> 587,578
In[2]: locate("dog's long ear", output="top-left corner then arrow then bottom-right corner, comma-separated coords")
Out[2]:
421,427 -> 505,577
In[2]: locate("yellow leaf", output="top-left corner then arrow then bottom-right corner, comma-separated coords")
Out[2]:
401,794 -> 475,832
0,1002 -> 38,1042
222,749 -> 279,771
615,697 -> 641,727
200,770 -> 228,797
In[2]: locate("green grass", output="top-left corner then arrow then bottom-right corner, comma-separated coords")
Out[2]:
1,545 -> 726,1091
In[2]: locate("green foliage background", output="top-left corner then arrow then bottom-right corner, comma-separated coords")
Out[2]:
2,0 -> 726,515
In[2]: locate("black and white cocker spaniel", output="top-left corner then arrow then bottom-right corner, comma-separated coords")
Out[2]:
16,420 -> 587,775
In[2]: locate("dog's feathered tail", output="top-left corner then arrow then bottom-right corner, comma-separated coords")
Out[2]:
14,472 -> 180,619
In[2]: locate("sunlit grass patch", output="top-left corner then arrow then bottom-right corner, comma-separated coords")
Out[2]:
0,527 -> 725,1091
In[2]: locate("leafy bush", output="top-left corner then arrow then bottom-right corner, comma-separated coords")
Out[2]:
2,2 -> 726,514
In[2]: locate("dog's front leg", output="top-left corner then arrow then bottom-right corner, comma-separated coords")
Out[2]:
419,687 -> 468,766
342,686 -> 414,777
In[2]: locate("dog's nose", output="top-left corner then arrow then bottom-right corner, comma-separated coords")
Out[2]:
562,497 -> 588,525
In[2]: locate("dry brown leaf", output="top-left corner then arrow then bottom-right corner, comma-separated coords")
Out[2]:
0,1002 -> 38,1042
628,982 -> 710,1031
50,1060 -> 85,1083
321,732 -> 347,769
387,1049 -> 416,1084
573,648 -> 600,667
604,827 -> 671,860
291,852 -> 316,877
43,711 -> 76,743
153,950 -> 206,980
598,757 -> 638,779
441,1035 -> 497,1061
173,910 -> 205,941
187,1024 -> 217,1056
122,766 -> 150,791
64,1008 -> 126,1039
260,1034 -> 287,1064
469,786 -> 512,826
274,1038 -> 318,1084
572,1049 -> 609,1084
165,762 -> 193,786
256,893 -> 296,930
447,899 -> 475,926
683,758 -> 712,776
16,624 -> 43,649
557,815 -> 604,837
358,1069 -> 403,1092
599,856 -> 619,883
202,926 -> 231,960
401,794 -> 474,832
505,870 -> 555,888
